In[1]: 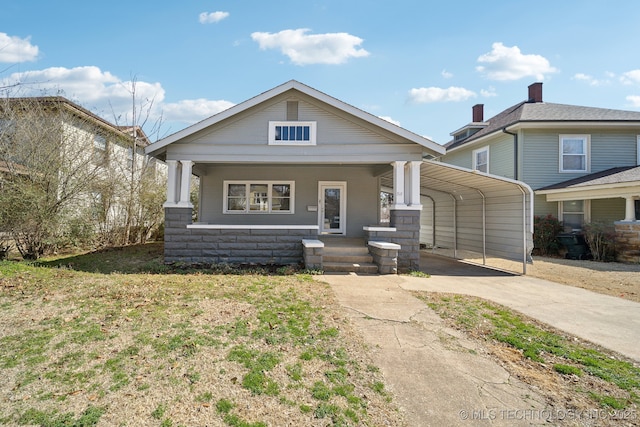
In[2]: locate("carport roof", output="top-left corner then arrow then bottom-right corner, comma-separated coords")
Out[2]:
418,160 -> 533,206
382,160 -> 534,215
381,160 -> 534,274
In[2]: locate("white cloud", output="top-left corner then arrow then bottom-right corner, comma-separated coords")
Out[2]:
441,69 -> 453,79
251,28 -> 369,65
408,86 -> 477,103
480,86 -> 497,97
378,116 -> 401,127
162,99 -> 235,123
476,42 -> 557,81
626,95 -> 640,108
199,11 -> 229,24
621,69 -> 640,85
1,65 -> 233,132
573,73 -> 611,86
0,32 -> 39,63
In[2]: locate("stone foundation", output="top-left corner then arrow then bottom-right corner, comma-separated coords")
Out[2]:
615,221 -> 640,263
164,207 -> 317,265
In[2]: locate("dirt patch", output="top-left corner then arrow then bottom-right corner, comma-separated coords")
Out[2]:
525,256 -> 640,303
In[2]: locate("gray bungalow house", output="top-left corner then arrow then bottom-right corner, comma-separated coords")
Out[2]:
146,81 -> 534,273
442,83 -> 640,261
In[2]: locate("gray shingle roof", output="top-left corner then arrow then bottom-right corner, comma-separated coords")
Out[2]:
537,166 -> 640,191
446,102 -> 640,150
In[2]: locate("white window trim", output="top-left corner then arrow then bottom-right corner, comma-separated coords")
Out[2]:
268,121 -> 316,145
559,134 -> 590,173
472,145 -> 489,173
558,200 -> 591,231
636,135 -> 639,166
223,180 -> 295,214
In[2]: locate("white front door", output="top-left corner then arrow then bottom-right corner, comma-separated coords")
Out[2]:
319,181 -> 346,235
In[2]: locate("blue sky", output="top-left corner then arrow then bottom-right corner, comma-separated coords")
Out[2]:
2,1 -> 640,144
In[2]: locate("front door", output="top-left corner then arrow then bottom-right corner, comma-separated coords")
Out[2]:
319,181 -> 346,235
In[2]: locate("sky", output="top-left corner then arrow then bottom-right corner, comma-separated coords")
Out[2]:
2,1 -> 640,145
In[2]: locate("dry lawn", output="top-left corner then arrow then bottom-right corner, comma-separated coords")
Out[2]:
0,245 -> 404,427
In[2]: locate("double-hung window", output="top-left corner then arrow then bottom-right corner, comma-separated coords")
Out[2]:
268,121 -> 316,145
93,135 -> 108,165
560,200 -> 589,231
560,135 -> 589,173
472,146 -> 489,173
224,181 -> 294,213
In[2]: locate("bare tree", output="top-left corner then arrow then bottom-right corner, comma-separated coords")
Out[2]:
0,97 -> 107,258
108,75 -> 166,245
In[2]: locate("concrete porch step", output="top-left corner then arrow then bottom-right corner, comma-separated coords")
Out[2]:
323,261 -> 379,274
323,254 -> 374,263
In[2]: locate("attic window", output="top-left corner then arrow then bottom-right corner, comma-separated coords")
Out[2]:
268,121 -> 316,145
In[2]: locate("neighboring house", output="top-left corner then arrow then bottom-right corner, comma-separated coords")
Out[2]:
145,80 -> 534,273
0,97 -> 165,246
442,83 -> 640,261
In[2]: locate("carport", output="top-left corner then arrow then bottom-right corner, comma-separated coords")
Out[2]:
382,160 -> 534,274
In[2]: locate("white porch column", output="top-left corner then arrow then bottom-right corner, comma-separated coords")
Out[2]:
624,196 -> 637,221
391,161 -> 407,209
164,160 -> 178,207
177,160 -> 193,207
407,161 -> 422,209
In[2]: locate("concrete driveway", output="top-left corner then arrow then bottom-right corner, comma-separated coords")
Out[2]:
321,252 -> 640,426
413,253 -> 640,362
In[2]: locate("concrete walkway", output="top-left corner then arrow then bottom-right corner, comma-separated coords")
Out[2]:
321,253 -> 640,426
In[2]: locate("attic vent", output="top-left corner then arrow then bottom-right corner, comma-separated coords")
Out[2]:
286,101 -> 298,121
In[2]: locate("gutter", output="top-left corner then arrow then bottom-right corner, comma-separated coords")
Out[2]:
502,128 -> 518,180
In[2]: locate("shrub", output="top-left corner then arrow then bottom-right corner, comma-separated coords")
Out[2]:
533,215 -> 563,256
584,222 -> 617,262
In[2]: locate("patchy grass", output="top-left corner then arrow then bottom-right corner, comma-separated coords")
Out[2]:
419,293 -> 640,413
0,244 -> 403,426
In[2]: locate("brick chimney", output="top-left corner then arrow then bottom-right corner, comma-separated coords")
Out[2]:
528,82 -> 543,103
472,104 -> 484,122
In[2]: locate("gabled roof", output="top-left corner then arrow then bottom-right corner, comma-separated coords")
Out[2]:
446,101 -> 640,151
146,80 -> 445,157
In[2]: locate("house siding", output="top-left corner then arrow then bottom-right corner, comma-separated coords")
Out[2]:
522,129 -> 639,190
591,198 -> 625,223
440,149 -> 471,169
198,164 -> 379,237
442,134 -> 514,178
188,94 -> 397,146
590,131 -> 639,170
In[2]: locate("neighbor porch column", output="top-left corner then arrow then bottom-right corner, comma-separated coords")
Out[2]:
624,196 -> 637,222
391,161 -> 407,209
164,160 -> 179,206
178,160 -> 193,207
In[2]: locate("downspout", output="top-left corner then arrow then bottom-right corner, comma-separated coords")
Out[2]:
502,128 -> 518,180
